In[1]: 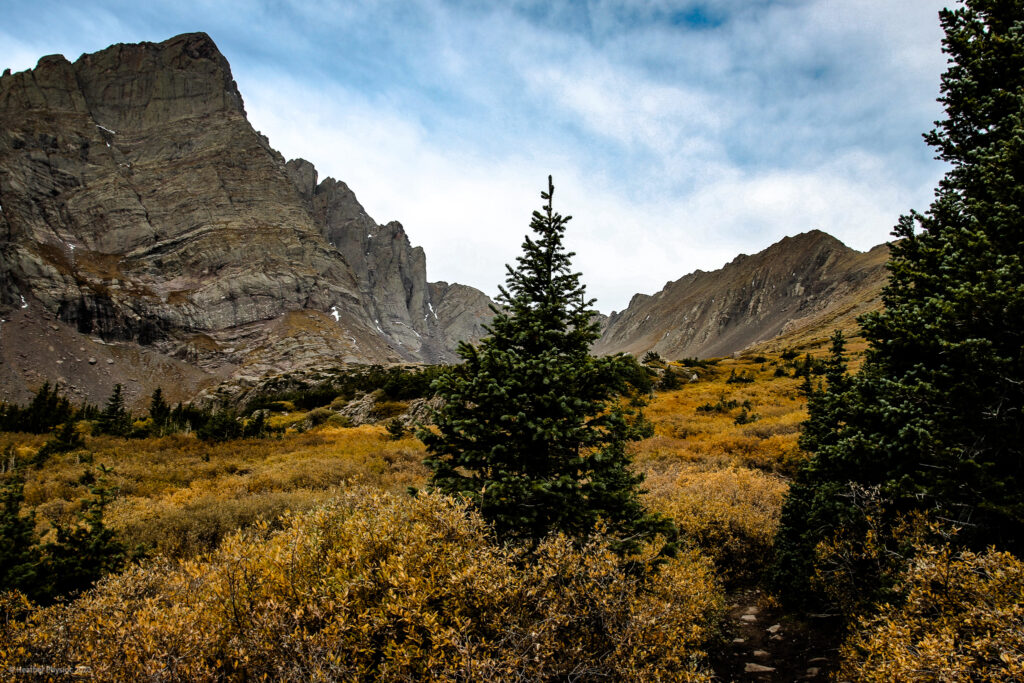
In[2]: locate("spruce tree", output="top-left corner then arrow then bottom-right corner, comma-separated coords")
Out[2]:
149,387 -> 170,430
33,418 -> 85,468
39,472 -> 127,600
0,472 -> 40,595
97,384 -> 131,437
12,382 -> 73,434
773,0 -> 1024,605
658,366 -> 681,391
422,177 -> 673,553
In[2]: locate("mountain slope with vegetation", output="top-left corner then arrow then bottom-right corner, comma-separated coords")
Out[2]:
595,230 -> 888,360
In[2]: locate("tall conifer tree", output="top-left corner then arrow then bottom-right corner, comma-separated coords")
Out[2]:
97,384 -> 131,437
773,0 -> 1024,604
423,177 -> 673,553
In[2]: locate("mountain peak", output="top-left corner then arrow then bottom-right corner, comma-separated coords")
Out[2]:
594,230 -> 888,359
0,33 -> 494,407
777,229 -> 848,250
67,31 -> 246,128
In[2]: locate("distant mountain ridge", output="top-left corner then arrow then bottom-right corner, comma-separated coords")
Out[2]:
0,32 -> 889,408
593,230 -> 889,359
0,32 -> 493,406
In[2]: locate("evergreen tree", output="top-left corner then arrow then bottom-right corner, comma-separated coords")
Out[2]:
422,177 -> 674,554
385,418 -> 408,441
773,0 -> 1024,605
798,331 -> 849,454
5,382 -> 74,434
658,366 -> 681,391
242,410 -> 269,439
149,387 -> 171,430
197,410 -> 242,442
97,384 -> 131,437
33,418 -> 85,468
39,471 -> 127,600
642,350 -> 664,367
0,472 -> 40,595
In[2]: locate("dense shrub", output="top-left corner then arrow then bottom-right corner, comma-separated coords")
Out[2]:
647,467 -> 787,584
367,400 -> 408,421
804,490 -> 947,619
840,544 -> 1024,681
732,407 -> 758,425
696,395 -> 744,414
196,410 -> 241,442
114,491 -> 324,558
302,406 -> 335,428
2,490 -> 723,681
725,369 -> 754,384
249,365 -> 450,412
32,420 -> 85,466
677,357 -> 716,369
657,366 -> 681,391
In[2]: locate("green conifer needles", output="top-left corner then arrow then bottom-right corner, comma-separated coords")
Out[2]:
773,0 -> 1024,606
422,177 -> 673,554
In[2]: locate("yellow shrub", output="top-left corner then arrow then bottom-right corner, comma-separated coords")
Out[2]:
110,490 -> 329,557
14,425 -> 431,561
840,545 -> 1024,682
4,490 -> 724,682
646,466 -> 788,582
635,360 -> 807,475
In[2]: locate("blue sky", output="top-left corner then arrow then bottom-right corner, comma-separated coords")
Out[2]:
2,0 -> 951,312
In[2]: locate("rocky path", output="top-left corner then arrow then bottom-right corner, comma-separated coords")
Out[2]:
711,589 -> 843,682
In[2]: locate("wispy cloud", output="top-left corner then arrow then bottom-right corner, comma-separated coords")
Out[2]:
2,0 -> 951,311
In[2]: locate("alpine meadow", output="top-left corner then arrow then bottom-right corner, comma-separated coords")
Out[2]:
1,0 -> 1023,680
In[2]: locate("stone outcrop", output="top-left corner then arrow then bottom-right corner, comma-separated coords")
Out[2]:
427,281 -> 496,352
284,160 -> 485,363
0,33 -> 493,406
594,231 -> 889,359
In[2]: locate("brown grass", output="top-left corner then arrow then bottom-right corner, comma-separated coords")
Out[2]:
9,425 -> 428,558
9,349 -> 844,579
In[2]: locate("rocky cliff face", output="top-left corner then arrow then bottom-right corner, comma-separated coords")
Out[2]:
593,231 -> 889,359
0,33 -> 492,406
284,159 -> 476,363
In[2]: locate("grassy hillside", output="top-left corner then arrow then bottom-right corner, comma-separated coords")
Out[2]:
3,354 -> 810,568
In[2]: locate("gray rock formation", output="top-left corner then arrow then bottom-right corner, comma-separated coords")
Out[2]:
0,33 -> 493,406
284,160 -> 483,363
427,281 -> 497,352
594,231 -> 889,359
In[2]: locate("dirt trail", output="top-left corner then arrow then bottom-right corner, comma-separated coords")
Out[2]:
710,589 -> 843,682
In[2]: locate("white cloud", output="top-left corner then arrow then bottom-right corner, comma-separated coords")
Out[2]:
522,60 -> 729,160
3,0 -> 952,313
243,65 -> 938,312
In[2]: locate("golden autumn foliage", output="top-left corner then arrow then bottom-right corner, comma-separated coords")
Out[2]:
635,359 -> 807,474
634,357 -> 808,582
839,544 -> 1024,682
12,347 -> 1018,677
2,489 -> 724,682
645,465 -> 787,583
4,355 -> 810,579
4,425 -> 428,557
